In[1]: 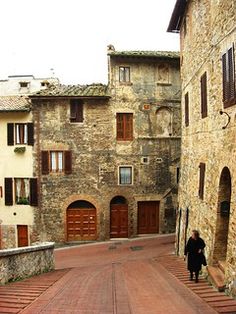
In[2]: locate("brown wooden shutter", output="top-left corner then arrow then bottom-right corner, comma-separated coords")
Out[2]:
228,47 -> 235,104
116,113 -> 124,140
200,72 -> 207,118
41,151 -> 49,175
29,178 -> 38,206
222,53 -> 228,105
125,113 -> 133,140
76,101 -> 84,122
199,163 -> 206,200
27,123 -> 34,146
64,151 -> 72,174
185,93 -> 189,127
7,123 -> 14,146
70,100 -> 77,122
5,178 -> 13,205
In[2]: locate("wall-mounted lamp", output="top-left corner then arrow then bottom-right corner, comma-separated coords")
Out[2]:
219,110 -> 231,129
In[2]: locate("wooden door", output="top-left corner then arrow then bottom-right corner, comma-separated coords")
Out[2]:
110,204 -> 128,238
67,208 -> 97,241
17,225 -> 29,247
138,201 -> 159,234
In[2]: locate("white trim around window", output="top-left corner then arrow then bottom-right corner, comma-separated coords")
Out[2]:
118,165 -> 133,185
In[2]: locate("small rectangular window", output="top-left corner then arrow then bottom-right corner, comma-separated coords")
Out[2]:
15,178 -> 30,205
50,151 -> 64,173
119,67 -> 130,82
184,93 -> 189,127
70,99 -> 84,123
119,166 -> 132,185
200,72 -> 208,118
15,124 -> 28,144
199,163 -> 206,200
177,167 -> 180,184
116,113 -> 133,141
19,82 -> 29,88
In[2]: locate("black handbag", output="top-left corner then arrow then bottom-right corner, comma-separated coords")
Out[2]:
200,252 -> 207,266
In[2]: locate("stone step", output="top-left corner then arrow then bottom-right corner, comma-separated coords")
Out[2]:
207,265 -> 225,292
218,260 -> 226,274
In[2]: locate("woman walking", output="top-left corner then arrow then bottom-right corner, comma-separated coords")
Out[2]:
184,230 -> 206,283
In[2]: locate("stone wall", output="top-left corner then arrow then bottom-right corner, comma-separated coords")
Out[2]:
0,242 -> 55,284
177,0 -> 236,293
32,55 -> 181,243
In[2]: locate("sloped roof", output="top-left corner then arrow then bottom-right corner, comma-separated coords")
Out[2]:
0,96 -> 31,112
31,84 -> 110,98
167,0 -> 188,33
108,50 -> 180,59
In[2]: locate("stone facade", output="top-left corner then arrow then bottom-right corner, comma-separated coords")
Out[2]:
168,0 -> 236,296
31,48 -> 181,243
0,242 -> 54,284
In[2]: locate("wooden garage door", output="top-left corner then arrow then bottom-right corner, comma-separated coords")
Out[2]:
138,201 -> 159,234
17,225 -> 29,247
110,204 -> 128,238
67,208 -> 97,241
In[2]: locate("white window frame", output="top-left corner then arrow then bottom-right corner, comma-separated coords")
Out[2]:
118,166 -> 133,185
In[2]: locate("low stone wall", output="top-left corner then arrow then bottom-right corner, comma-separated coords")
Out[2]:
0,242 -> 55,285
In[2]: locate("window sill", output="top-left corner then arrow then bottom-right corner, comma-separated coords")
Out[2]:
119,82 -> 133,86
156,82 -> 172,86
117,139 -> 133,142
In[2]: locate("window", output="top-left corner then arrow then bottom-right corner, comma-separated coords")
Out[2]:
70,99 -> 84,123
198,163 -> 206,200
177,167 -> 180,184
200,72 -> 208,118
184,92 -> 189,127
119,166 -> 132,185
50,151 -> 64,172
119,67 -> 130,83
4,178 -> 38,206
15,124 -> 27,144
7,123 -> 34,146
116,113 -> 133,140
222,45 -> 236,108
19,82 -> 29,88
41,150 -> 72,175
15,178 -> 30,205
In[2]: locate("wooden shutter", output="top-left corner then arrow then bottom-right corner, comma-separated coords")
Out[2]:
70,100 -> 83,122
30,178 -> 38,206
222,52 -> 228,105
199,163 -> 206,200
27,123 -> 34,146
64,150 -> 72,174
228,46 -> 235,104
116,113 -> 124,140
5,178 -> 13,205
185,93 -> 189,127
125,113 -> 133,140
200,72 -> 208,118
7,123 -> 14,146
41,151 -> 49,175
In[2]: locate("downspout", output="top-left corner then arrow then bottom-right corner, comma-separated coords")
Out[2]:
184,207 -> 189,248
176,207 -> 182,255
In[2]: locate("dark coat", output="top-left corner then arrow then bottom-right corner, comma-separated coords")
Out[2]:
184,237 -> 206,272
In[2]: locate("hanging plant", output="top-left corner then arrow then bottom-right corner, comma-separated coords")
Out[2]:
14,147 -> 26,154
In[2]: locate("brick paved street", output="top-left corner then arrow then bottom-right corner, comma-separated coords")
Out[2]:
16,235 -> 220,314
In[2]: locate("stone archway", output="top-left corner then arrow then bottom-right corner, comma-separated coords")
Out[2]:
213,167 -> 231,263
66,200 -> 97,241
110,196 -> 128,238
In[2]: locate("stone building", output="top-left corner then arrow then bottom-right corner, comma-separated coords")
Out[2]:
30,48 -> 181,243
168,0 -> 236,295
0,96 -> 38,249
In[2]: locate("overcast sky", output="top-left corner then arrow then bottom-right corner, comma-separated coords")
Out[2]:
0,0 -> 179,84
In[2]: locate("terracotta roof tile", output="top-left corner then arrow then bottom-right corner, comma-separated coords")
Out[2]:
32,84 -> 110,98
0,96 -> 31,112
108,50 -> 180,59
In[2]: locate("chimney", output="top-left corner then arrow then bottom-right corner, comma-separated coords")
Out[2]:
107,44 -> 115,53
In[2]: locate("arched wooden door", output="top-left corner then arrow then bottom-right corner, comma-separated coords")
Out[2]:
110,196 -> 128,238
67,200 -> 97,241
